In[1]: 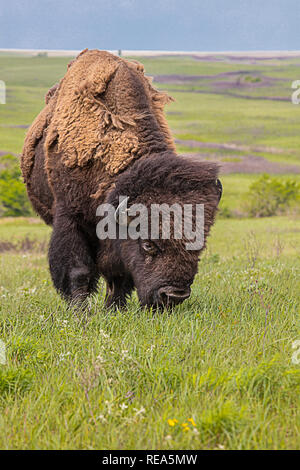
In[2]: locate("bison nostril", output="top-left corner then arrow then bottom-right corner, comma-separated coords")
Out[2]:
157,286 -> 191,305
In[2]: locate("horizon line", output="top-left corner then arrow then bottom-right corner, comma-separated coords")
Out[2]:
1,48 -> 300,58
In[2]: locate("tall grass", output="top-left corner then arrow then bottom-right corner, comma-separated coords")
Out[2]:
0,217 -> 299,449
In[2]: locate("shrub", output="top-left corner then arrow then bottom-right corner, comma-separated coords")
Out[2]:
244,174 -> 300,217
218,205 -> 234,218
36,51 -> 48,58
244,75 -> 261,83
0,154 -> 33,217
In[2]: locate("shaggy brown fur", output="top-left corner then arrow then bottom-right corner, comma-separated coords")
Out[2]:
21,49 -> 222,308
27,50 -> 174,171
22,49 -> 176,211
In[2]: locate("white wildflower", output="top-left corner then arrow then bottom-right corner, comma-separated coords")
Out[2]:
99,329 -> 110,339
58,351 -> 71,363
96,414 -> 107,423
96,354 -> 106,363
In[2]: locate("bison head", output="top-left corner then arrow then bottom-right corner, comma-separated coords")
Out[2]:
102,153 -> 222,308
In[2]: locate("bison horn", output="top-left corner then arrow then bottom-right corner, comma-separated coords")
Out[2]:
114,196 -> 130,226
216,179 -> 222,202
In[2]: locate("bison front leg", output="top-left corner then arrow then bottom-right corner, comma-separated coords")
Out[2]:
105,276 -> 134,309
49,210 -> 99,304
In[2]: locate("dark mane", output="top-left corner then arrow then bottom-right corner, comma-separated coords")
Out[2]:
107,153 -> 220,206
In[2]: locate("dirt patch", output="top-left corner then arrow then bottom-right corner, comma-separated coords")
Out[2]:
0,217 -> 42,224
166,111 -> 183,116
182,152 -> 300,174
176,138 -> 300,173
0,150 -> 20,157
153,71 -> 277,84
154,74 -> 209,84
212,75 -> 281,90
190,53 -> 300,65
166,87 -> 289,102
0,124 -> 29,129
214,90 -> 289,102
0,236 -> 48,253
153,72 -> 288,102
175,139 -> 292,155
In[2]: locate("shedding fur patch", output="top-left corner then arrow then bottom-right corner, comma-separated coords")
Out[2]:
43,49 -> 175,176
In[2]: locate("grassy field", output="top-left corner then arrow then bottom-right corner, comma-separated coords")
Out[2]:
0,217 -> 299,449
1,53 -> 300,162
0,52 -> 299,449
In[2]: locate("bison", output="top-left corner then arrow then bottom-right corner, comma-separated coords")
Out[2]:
21,49 -> 222,309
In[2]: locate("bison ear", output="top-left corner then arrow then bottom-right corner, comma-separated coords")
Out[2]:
216,179 -> 222,203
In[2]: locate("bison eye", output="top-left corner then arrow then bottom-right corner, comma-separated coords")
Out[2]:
141,241 -> 158,256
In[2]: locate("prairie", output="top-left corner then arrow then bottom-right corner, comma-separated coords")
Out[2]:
0,52 -> 299,449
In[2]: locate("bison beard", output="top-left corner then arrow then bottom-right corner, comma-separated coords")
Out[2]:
21,49 -> 222,310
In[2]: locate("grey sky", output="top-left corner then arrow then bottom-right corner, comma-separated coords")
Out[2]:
0,0 -> 299,51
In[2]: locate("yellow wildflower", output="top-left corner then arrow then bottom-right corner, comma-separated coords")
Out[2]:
188,418 -> 196,427
167,418 -> 178,427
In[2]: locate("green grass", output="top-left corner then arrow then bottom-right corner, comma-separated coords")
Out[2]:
168,92 -> 300,156
0,55 -> 70,153
0,216 -> 299,449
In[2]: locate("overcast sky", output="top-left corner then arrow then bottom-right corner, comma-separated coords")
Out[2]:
0,0 -> 299,51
